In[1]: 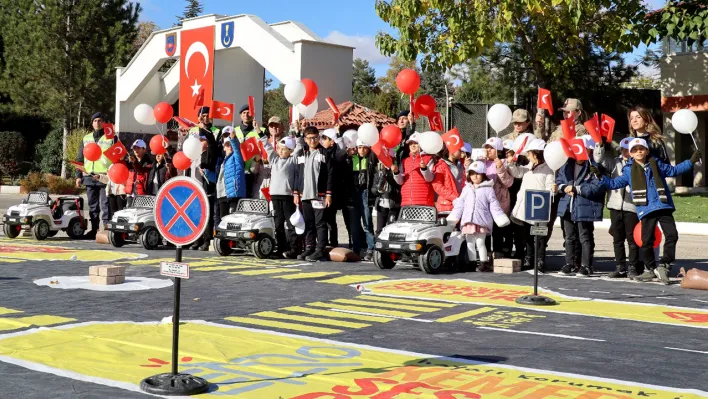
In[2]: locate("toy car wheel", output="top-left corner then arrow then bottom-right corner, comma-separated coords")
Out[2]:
213,237 -> 233,256
139,227 -> 161,250
373,250 -> 396,269
66,218 -> 85,239
455,243 -> 470,272
32,220 -> 50,241
47,230 -> 58,238
108,230 -> 126,248
419,245 -> 444,274
3,223 -> 21,239
251,234 -> 275,259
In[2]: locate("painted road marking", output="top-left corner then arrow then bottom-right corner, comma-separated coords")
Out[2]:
224,316 -> 343,335
476,326 -> 606,342
317,275 -> 387,285
0,243 -> 145,262
230,268 -> 300,276
692,299 -> 708,304
665,347 -> 708,355
307,301 -> 420,318
0,315 -> 76,332
331,298 -> 440,313
435,307 -> 497,323
356,294 -> 457,307
329,309 -> 434,323
281,306 -> 393,323
0,307 -> 23,316
273,271 -> 341,280
589,290 -> 611,294
250,311 -> 371,329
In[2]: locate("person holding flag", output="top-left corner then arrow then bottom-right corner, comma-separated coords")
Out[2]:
549,99 -> 588,142
233,104 -> 265,192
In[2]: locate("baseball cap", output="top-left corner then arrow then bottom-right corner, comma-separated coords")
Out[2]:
356,138 -> 371,148
619,137 -> 632,150
223,137 -> 232,145
559,98 -> 583,112
462,142 -> 472,154
279,136 -> 297,150
483,137 -> 504,151
628,138 -> 648,152
222,126 -> 234,135
268,116 -> 282,126
407,133 -> 421,143
467,160 -> 486,174
512,109 -> 530,123
581,135 -> 596,150
131,139 -> 146,149
321,128 -> 337,141
502,139 -> 514,150
521,138 -> 546,154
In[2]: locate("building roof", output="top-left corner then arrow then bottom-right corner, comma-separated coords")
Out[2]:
301,101 -> 396,130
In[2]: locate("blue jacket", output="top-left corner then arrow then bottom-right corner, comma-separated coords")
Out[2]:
556,160 -> 605,222
602,157 -> 693,220
215,137 -> 246,199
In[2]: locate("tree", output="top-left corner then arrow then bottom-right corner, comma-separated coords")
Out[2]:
644,1 -> 708,45
375,0 -> 647,88
0,0 -> 140,178
453,60 -> 513,104
420,68 -> 453,107
0,131 -> 25,178
262,82 -> 289,127
377,56 -> 417,93
133,21 -> 158,57
176,0 -> 203,25
352,58 -> 377,105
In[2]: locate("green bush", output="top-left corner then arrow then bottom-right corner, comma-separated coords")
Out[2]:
0,131 -> 26,178
19,172 -> 81,194
35,128 -> 64,175
65,129 -> 89,177
19,172 -> 44,193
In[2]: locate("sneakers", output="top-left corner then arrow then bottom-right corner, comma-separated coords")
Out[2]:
608,264 -> 627,279
363,250 -> 373,262
297,248 -> 314,260
537,260 -> 546,274
476,261 -> 493,272
575,266 -> 590,277
189,240 -> 202,250
83,230 -> 97,240
198,240 -> 211,251
559,264 -> 574,276
627,265 -> 639,280
522,257 -> 533,271
654,264 -> 671,285
283,250 -> 299,259
635,270 -> 656,282
306,250 -> 325,262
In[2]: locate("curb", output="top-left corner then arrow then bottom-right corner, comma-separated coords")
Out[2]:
552,219 -> 707,236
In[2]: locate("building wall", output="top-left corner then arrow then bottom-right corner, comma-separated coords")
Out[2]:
213,48 -> 265,123
295,41 -> 353,117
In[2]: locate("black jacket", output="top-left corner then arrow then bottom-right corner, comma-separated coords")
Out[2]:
146,160 -> 175,195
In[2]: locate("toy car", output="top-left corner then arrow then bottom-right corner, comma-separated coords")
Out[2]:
213,198 -> 276,259
2,191 -> 86,240
373,206 -> 468,274
105,195 -> 163,250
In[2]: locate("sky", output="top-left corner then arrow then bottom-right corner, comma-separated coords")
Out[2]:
139,0 -> 666,82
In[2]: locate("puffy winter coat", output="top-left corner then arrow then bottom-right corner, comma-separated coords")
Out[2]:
500,161 -> 555,224
602,156 -> 694,220
432,159 -> 459,212
221,137 -> 247,199
605,156 -> 636,213
394,153 -> 435,207
449,180 -> 510,231
635,134 -> 669,164
146,160 -> 176,195
484,159 -> 512,214
124,156 -> 152,195
555,160 -> 605,222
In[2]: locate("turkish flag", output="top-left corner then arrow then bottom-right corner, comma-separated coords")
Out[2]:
103,123 -> 115,139
409,95 -> 415,119
326,97 -> 340,123
372,142 -> 393,168
260,187 -> 272,202
600,114 -> 616,143
257,140 -> 268,160
240,137 -> 260,161
179,26 -> 215,122
210,101 -> 234,121
173,116 -> 196,129
103,141 -> 128,163
560,118 -> 577,140
568,138 -> 589,161
442,127 -> 464,153
557,138 -> 576,159
248,96 -> 255,119
537,88 -> 554,116
583,118 -> 602,144
429,112 -> 444,131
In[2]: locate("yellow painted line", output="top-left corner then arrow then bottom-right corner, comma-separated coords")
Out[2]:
0,307 -> 23,316
231,268 -> 300,276
274,272 -> 341,280
331,298 -> 441,313
356,295 -> 457,308
317,275 -> 388,285
193,265 -> 255,272
0,315 -> 75,332
282,306 -> 394,323
307,302 -> 418,318
0,258 -> 24,263
184,261 -> 225,267
252,311 -> 371,329
435,307 -> 497,323
224,316 -> 343,335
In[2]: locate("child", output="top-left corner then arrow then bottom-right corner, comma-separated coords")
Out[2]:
264,135 -> 302,258
448,161 -> 510,272
482,137 -> 513,259
345,139 -> 378,260
391,133 -> 436,207
296,126 -> 334,262
501,139 -> 555,272
146,153 -> 176,195
554,136 -> 605,277
432,147 -> 461,213
598,138 -> 700,284
125,140 -> 152,198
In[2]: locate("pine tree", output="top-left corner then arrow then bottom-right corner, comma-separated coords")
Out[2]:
0,0 -> 140,177
176,0 -> 204,25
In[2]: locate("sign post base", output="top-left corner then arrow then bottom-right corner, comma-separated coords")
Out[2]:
515,295 -> 557,306
140,373 -> 209,396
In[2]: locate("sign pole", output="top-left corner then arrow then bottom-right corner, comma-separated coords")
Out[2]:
533,227 -> 539,297
171,246 -> 182,376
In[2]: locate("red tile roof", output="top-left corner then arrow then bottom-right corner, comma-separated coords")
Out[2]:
301,101 -> 396,130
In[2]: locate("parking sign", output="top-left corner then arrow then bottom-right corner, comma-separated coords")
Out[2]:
525,190 -> 551,223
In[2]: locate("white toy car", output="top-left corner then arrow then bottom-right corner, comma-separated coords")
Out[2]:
105,195 -> 163,250
2,191 -> 86,240
373,206 -> 468,274
213,198 -> 276,259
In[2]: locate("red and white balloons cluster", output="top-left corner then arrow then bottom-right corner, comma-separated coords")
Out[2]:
285,79 -> 319,119
134,102 -> 174,126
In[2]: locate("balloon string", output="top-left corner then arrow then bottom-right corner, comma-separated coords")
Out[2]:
689,131 -> 702,164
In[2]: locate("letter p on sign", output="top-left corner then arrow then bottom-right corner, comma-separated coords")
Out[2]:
525,190 -> 551,223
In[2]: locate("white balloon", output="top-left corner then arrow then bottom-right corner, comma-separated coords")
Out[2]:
487,104 -> 513,133
544,141 -> 569,171
672,109 -> 698,134
182,136 -> 203,161
284,80 -> 306,105
419,131 -> 444,155
357,123 -> 379,146
134,103 -> 156,126
342,129 -> 358,149
297,99 -> 318,119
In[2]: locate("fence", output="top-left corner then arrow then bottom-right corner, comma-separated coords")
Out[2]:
449,103 -> 515,148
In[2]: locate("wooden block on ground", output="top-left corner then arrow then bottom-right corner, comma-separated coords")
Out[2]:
97,265 -> 125,277
88,266 -> 99,276
95,230 -> 109,245
89,275 -> 120,285
494,266 -> 519,274
493,258 -> 521,268
114,275 -> 125,284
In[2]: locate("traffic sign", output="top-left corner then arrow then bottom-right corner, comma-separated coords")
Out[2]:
154,176 -> 209,246
525,189 -> 551,223
160,262 -> 190,279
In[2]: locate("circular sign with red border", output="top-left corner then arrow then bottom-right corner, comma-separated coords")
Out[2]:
154,177 -> 209,246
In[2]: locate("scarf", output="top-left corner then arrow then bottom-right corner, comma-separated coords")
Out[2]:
630,158 -> 666,206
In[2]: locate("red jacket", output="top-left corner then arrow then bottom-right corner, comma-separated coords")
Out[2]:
432,159 -> 459,212
124,157 -> 152,195
397,154 -> 435,207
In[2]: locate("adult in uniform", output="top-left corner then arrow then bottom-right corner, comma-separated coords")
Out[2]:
75,112 -> 116,239
548,98 -> 588,142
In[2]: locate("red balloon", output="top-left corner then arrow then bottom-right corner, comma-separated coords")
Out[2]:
153,102 -> 174,124
108,163 -> 129,185
633,222 -> 662,248
396,68 -> 421,95
301,79 -> 318,106
83,143 -> 102,162
150,134 -> 168,155
415,94 -> 437,117
380,125 -> 402,148
172,151 -> 191,171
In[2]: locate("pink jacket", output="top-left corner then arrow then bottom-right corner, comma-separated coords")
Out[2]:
483,160 -> 513,214
449,180 -> 510,231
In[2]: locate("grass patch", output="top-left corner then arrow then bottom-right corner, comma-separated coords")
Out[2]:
602,193 -> 708,223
